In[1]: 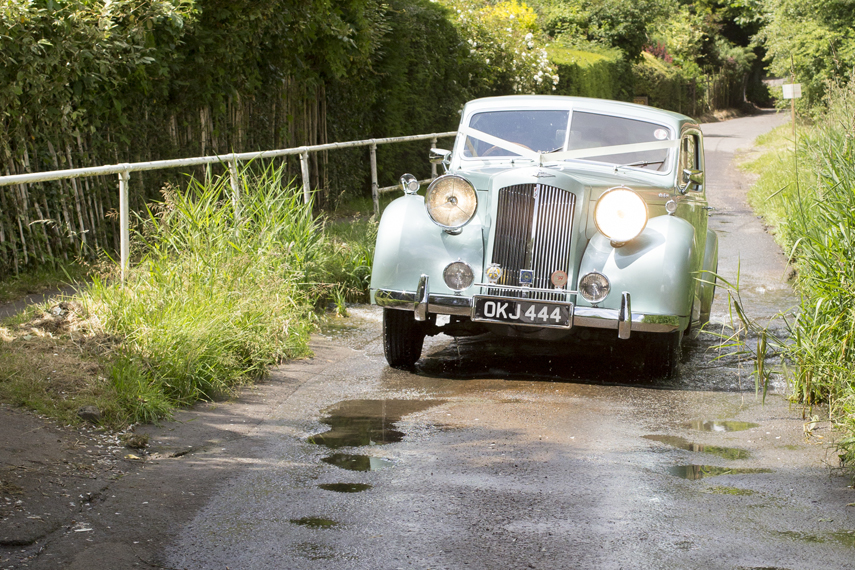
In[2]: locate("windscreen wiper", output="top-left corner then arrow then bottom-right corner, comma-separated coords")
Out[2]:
613,159 -> 666,172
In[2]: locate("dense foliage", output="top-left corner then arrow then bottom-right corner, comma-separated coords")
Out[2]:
760,0 -> 855,108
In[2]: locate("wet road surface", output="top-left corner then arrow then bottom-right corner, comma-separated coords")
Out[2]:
15,111 -> 852,570
158,111 -> 855,570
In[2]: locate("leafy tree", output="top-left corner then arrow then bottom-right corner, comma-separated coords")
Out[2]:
759,0 -> 855,107
530,0 -> 669,61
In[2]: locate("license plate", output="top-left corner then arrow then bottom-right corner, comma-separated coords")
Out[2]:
472,296 -> 573,329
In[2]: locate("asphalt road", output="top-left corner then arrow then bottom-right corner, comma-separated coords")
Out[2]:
14,110 -> 855,570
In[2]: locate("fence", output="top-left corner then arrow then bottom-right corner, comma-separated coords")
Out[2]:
0,131 -> 457,280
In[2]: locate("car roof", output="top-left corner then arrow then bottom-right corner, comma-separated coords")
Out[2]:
462,95 -> 696,130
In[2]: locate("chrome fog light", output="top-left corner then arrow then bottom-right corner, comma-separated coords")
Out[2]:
443,261 -> 474,292
400,173 -> 420,195
578,271 -> 611,304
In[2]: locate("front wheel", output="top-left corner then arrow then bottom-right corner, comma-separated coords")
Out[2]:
383,308 -> 426,368
638,330 -> 682,378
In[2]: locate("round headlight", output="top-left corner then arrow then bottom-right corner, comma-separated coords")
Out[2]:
443,261 -> 474,292
594,187 -> 648,244
578,271 -> 611,304
425,175 -> 478,230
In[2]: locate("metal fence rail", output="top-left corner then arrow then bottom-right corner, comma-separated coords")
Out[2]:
0,131 -> 457,280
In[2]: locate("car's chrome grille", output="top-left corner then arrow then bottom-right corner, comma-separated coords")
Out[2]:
488,183 -> 575,301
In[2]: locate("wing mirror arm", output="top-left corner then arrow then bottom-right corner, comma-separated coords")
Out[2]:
429,148 -> 452,173
679,168 -> 704,194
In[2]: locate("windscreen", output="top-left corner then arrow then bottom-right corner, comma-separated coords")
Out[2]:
567,111 -> 672,171
463,110 -> 570,158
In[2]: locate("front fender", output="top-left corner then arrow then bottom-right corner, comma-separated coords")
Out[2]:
370,195 -> 484,297
578,215 -> 699,318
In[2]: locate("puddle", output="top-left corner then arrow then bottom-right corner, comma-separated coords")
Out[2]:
322,453 -> 394,472
644,435 -> 750,459
290,517 -> 339,529
308,399 -> 443,448
669,465 -> 773,480
318,483 -> 372,493
687,420 -> 760,432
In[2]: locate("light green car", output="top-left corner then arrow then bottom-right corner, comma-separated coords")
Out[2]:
370,95 -> 717,376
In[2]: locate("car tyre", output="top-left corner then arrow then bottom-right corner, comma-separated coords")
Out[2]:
383,308 -> 426,368
640,330 -> 682,378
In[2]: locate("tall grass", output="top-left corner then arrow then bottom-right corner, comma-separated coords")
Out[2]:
746,79 -> 855,463
82,163 -> 375,422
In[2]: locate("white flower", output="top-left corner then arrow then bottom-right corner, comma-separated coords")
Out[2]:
509,14 -> 515,19
485,58 -> 490,64
524,33 -> 533,41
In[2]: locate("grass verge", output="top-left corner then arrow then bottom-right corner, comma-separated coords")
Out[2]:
1,163 -> 377,427
743,78 -> 855,465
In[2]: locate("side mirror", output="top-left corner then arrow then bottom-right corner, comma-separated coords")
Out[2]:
680,168 -> 704,193
429,148 -> 452,172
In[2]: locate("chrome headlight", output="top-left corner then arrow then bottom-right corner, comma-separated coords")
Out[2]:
425,175 -> 478,230
594,187 -> 648,244
443,261 -> 474,292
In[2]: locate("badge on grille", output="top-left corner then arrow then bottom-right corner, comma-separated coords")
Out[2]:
551,270 -> 568,289
519,269 -> 534,287
485,264 -> 503,284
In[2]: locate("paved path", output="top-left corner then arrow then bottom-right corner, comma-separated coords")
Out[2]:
10,111 -> 855,570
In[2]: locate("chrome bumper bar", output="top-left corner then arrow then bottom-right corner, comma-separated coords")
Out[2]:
371,279 -> 684,336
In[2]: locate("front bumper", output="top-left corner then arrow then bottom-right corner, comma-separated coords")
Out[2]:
372,279 -> 685,337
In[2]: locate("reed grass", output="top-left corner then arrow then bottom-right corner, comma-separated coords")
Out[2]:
745,78 -> 855,464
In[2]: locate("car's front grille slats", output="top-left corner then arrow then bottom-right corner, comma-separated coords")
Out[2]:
489,183 -> 575,301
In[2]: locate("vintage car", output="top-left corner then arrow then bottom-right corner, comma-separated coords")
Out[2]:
370,95 -> 717,376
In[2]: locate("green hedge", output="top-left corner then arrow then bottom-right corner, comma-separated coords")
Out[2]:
549,46 -> 632,101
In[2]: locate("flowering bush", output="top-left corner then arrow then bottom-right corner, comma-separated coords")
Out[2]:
439,0 -> 558,94
644,42 -> 673,64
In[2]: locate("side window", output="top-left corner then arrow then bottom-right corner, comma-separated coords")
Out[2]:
680,133 -> 703,191
680,135 -> 698,172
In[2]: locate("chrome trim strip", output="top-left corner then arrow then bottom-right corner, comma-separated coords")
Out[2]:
475,283 -> 578,295
372,288 -> 685,332
374,288 -> 473,316
574,307 -> 684,333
